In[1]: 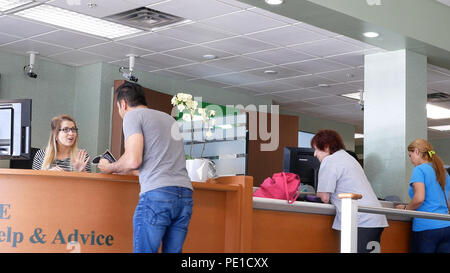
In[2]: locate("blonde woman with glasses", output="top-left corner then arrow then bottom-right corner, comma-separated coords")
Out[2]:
32,114 -> 91,172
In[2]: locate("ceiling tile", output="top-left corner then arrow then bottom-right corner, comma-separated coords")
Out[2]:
0,39 -> 69,56
117,32 -> 192,52
204,36 -> 276,55
428,69 -> 450,83
48,50 -> 115,66
80,42 -> 152,59
164,45 -> 232,62
48,0 -> 144,17
31,30 -> 108,49
247,25 -> 327,47
316,67 -> 364,82
303,95 -> 356,106
309,82 -> 361,95
156,22 -> 234,44
247,7 -> 299,24
280,100 -> 322,110
0,16 -> 56,37
205,56 -> 271,72
0,32 -> 21,46
280,74 -> 337,89
325,48 -> 383,67
245,48 -> 315,65
150,0 -> 241,20
140,53 -> 194,69
254,93 -> 293,104
150,69 -> 195,81
201,10 -> 287,35
290,38 -> 364,58
187,78 -> 231,89
272,88 -> 330,100
283,58 -> 350,74
237,80 -> 297,93
428,80 -> 450,93
203,72 -> 267,86
169,63 -> 232,77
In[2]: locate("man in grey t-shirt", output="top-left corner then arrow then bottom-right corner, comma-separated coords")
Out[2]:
98,82 -> 193,253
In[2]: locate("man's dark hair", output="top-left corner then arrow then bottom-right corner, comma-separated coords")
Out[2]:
115,81 -> 148,107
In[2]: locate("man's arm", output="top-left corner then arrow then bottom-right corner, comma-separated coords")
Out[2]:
98,133 -> 144,174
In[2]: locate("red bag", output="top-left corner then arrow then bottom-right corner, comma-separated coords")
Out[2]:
253,172 -> 301,204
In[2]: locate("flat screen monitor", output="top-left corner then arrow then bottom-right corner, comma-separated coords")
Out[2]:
282,147 -> 320,190
0,99 -> 32,160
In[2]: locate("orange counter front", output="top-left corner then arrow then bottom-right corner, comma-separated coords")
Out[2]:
0,169 -> 410,253
0,169 -> 252,253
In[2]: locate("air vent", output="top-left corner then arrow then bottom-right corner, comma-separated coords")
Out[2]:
427,92 -> 450,102
104,7 -> 185,31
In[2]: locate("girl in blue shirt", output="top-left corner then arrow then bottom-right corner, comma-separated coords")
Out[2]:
396,138 -> 450,253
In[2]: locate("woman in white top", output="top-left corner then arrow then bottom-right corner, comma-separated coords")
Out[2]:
32,114 -> 90,172
311,129 -> 388,253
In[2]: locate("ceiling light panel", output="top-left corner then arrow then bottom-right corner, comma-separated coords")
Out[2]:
426,103 -> 450,119
428,125 -> 450,131
15,4 -> 143,39
0,0 -> 33,12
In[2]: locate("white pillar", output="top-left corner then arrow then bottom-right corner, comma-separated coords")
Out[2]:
339,193 -> 361,253
364,50 -> 427,202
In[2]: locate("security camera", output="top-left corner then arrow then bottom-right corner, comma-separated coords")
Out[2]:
24,51 -> 38,79
120,67 -> 138,83
119,54 -> 139,82
24,67 -> 38,79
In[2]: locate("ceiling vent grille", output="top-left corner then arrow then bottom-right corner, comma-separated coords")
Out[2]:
105,7 -> 185,31
427,92 -> 450,102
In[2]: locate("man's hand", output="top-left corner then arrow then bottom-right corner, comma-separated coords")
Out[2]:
98,158 -> 113,174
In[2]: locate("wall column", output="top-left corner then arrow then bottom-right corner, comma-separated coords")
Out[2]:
364,50 -> 427,202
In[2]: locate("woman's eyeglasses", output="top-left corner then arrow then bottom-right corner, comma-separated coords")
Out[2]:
59,127 -> 78,133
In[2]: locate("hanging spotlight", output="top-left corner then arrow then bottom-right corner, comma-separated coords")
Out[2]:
23,51 -> 38,79
119,54 -> 138,83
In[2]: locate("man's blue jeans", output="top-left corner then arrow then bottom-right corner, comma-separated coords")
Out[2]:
133,186 -> 193,253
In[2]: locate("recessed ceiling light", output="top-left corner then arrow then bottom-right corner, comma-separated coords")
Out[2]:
15,4 -> 143,39
0,0 -> 33,12
426,103 -> 450,119
202,54 -> 217,60
264,70 -> 278,75
428,125 -> 450,131
265,0 -> 283,5
363,32 -> 380,38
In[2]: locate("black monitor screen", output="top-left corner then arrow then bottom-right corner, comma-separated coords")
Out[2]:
282,147 -> 320,190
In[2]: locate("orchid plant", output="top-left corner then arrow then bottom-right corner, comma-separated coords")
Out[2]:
171,93 -> 216,159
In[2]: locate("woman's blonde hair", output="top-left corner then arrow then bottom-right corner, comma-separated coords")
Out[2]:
408,138 -> 446,191
41,114 -> 79,170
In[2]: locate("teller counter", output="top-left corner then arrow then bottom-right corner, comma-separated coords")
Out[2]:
252,197 -> 411,253
0,169 -> 411,253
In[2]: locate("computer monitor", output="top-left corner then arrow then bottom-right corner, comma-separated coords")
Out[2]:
282,147 -> 320,190
0,99 -> 32,160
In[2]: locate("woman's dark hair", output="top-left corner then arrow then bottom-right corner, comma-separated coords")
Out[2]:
310,129 -> 346,155
115,81 -> 148,107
